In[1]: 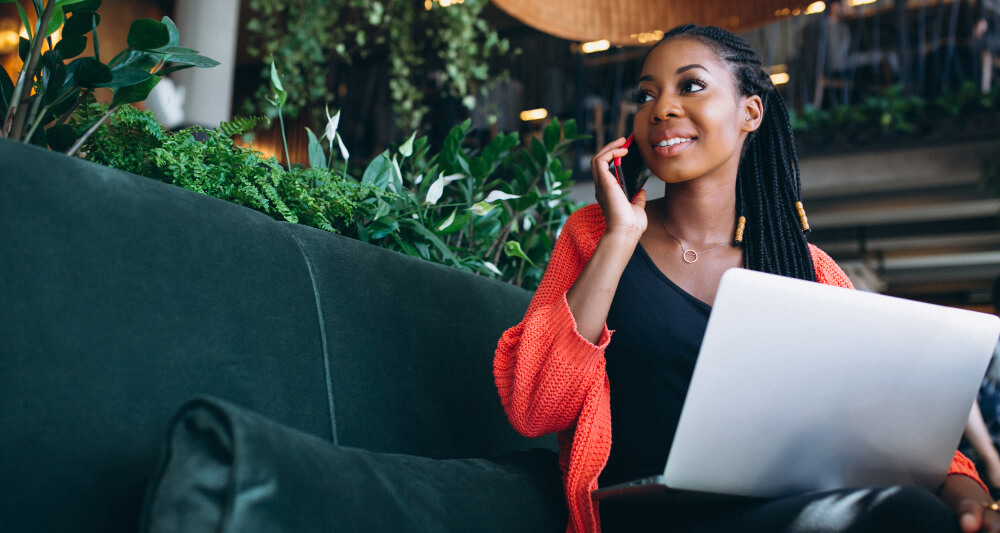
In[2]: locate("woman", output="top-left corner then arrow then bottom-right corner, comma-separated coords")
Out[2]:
494,24 -> 999,533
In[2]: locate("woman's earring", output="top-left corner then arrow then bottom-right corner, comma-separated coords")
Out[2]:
734,216 -> 746,244
795,201 -> 811,232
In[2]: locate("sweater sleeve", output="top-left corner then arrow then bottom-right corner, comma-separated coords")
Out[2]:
810,244 -> 989,493
494,205 -> 612,438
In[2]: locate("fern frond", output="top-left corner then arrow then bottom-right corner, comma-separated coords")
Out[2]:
216,115 -> 270,137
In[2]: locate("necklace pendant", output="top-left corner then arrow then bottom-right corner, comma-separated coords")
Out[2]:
682,249 -> 698,263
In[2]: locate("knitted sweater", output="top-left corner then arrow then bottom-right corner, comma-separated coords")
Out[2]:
494,203 -> 985,533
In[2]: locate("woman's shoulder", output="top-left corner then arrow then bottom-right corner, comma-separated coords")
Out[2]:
808,243 -> 854,289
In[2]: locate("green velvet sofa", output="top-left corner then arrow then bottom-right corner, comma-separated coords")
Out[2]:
0,139 -> 563,532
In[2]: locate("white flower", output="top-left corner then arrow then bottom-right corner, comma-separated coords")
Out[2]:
483,190 -> 520,203
481,261 -> 502,276
426,173 -> 446,205
324,106 -> 350,162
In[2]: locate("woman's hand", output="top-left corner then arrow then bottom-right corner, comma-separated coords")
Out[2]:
590,137 -> 647,244
940,474 -> 1000,532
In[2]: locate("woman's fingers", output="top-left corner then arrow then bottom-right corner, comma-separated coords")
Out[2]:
958,499 -> 984,532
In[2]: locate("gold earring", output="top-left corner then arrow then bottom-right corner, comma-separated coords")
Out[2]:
734,216 -> 746,243
795,201 -> 810,232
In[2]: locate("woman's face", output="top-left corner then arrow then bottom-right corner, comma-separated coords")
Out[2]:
632,37 -> 758,186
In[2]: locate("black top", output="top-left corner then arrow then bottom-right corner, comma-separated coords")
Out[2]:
598,244 -> 711,487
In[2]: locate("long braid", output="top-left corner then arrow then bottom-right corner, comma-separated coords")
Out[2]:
651,24 -> 816,281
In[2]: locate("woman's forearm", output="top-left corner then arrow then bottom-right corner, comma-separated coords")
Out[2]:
566,230 -> 639,344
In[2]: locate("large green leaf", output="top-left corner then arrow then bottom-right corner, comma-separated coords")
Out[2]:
43,62 -> 67,104
43,6 -> 65,38
46,123 -> 77,152
161,16 -> 180,47
111,75 -> 159,107
0,64 -> 13,118
16,3 -> 31,40
71,56 -> 111,87
60,0 -> 102,12
94,68 -> 152,89
162,54 -> 219,69
55,34 -> 87,58
62,11 -> 98,36
361,151 -> 392,191
127,19 -> 170,51
305,127 -> 327,170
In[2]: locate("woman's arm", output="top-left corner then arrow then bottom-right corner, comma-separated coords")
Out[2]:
494,138 -> 648,437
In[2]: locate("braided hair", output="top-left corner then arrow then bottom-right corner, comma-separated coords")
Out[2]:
644,24 -> 816,282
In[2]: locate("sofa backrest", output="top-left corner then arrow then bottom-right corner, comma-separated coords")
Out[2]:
0,139 -> 551,533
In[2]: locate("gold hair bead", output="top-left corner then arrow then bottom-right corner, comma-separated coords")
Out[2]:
734,216 -> 746,244
795,201 -> 810,232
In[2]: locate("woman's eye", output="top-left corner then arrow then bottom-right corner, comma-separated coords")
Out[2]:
634,90 -> 654,104
682,80 -> 707,93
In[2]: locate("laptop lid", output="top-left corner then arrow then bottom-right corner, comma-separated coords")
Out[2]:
662,268 -> 1000,499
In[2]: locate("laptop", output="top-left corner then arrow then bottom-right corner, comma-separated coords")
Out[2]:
592,267 -> 1000,501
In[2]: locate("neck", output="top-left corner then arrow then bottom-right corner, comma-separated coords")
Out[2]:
660,178 -> 738,245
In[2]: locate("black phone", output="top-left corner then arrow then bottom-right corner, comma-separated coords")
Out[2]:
612,134 -> 649,202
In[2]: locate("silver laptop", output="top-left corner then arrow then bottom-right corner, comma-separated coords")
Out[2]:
593,267 -> 1000,501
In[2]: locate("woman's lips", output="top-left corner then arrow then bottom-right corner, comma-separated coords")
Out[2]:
652,138 -> 696,158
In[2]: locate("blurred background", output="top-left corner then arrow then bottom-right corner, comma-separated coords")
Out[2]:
2,0 -> 998,310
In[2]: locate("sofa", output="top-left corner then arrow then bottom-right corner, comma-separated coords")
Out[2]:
0,139 -> 564,532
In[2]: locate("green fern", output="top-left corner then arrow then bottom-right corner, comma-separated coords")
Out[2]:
216,115 -> 270,137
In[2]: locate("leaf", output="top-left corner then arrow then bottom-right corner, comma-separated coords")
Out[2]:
0,64 -> 13,118
470,201 -> 496,216
16,3 -> 30,40
268,62 -> 286,108
425,173 -> 446,205
483,190 -> 519,203
71,57 -> 112,87
336,134 -> 349,162
111,75 -> 159,106
55,34 -> 87,58
61,0 -> 102,12
305,127 -> 327,170
436,209 -> 457,232
161,15 -> 180,47
543,117 -> 560,151
564,119 -> 578,140
390,156 -> 403,193
43,62 -> 66,104
94,68 -> 152,89
44,7 -> 65,38
399,131 -> 417,157
18,37 -> 29,62
480,261 -> 502,276
503,240 -> 536,266
406,220 -> 460,266
161,54 -> 219,69
46,123 -> 77,152
361,151 -> 392,191
438,212 -> 470,235
127,19 -> 170,51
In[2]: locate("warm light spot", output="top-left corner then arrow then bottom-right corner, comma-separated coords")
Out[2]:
425,0 -> 464,9
791,8 -> 802,15
770,72 -> 790,85
520,108 -> 548,122
0,18 -> 19,54
805,1 -> 827,14
849,0 -> 877,5
580,40 -> 610,54
630,30 -> 664,45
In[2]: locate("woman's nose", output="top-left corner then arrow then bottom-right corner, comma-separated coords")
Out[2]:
652,95 -> 682,122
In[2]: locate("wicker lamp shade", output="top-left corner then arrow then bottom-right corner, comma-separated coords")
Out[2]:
491,0 -> 816,45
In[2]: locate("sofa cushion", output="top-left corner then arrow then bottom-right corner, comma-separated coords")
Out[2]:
284,223 -> 553,459
0,140 -> 334,532
142,397 -> 567,533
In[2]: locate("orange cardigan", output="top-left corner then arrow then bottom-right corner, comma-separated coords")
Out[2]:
494,203 -> 985,533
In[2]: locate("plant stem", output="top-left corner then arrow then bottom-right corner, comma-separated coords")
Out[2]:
53,91 -> 92,127
277,108 -> 291,172
22,102 -> 50,143
8,0 -> 58,141
66,104 -> 119,157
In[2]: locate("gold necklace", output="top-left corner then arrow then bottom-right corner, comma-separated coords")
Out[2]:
658,205 -> 731,264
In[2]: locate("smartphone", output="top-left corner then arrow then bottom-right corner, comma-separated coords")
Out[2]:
612,134 -> 649,202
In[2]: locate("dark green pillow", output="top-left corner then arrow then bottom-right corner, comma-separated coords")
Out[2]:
140,397 -> 567,533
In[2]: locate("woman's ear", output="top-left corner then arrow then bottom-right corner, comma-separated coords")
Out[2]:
740,95 -> 764,133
